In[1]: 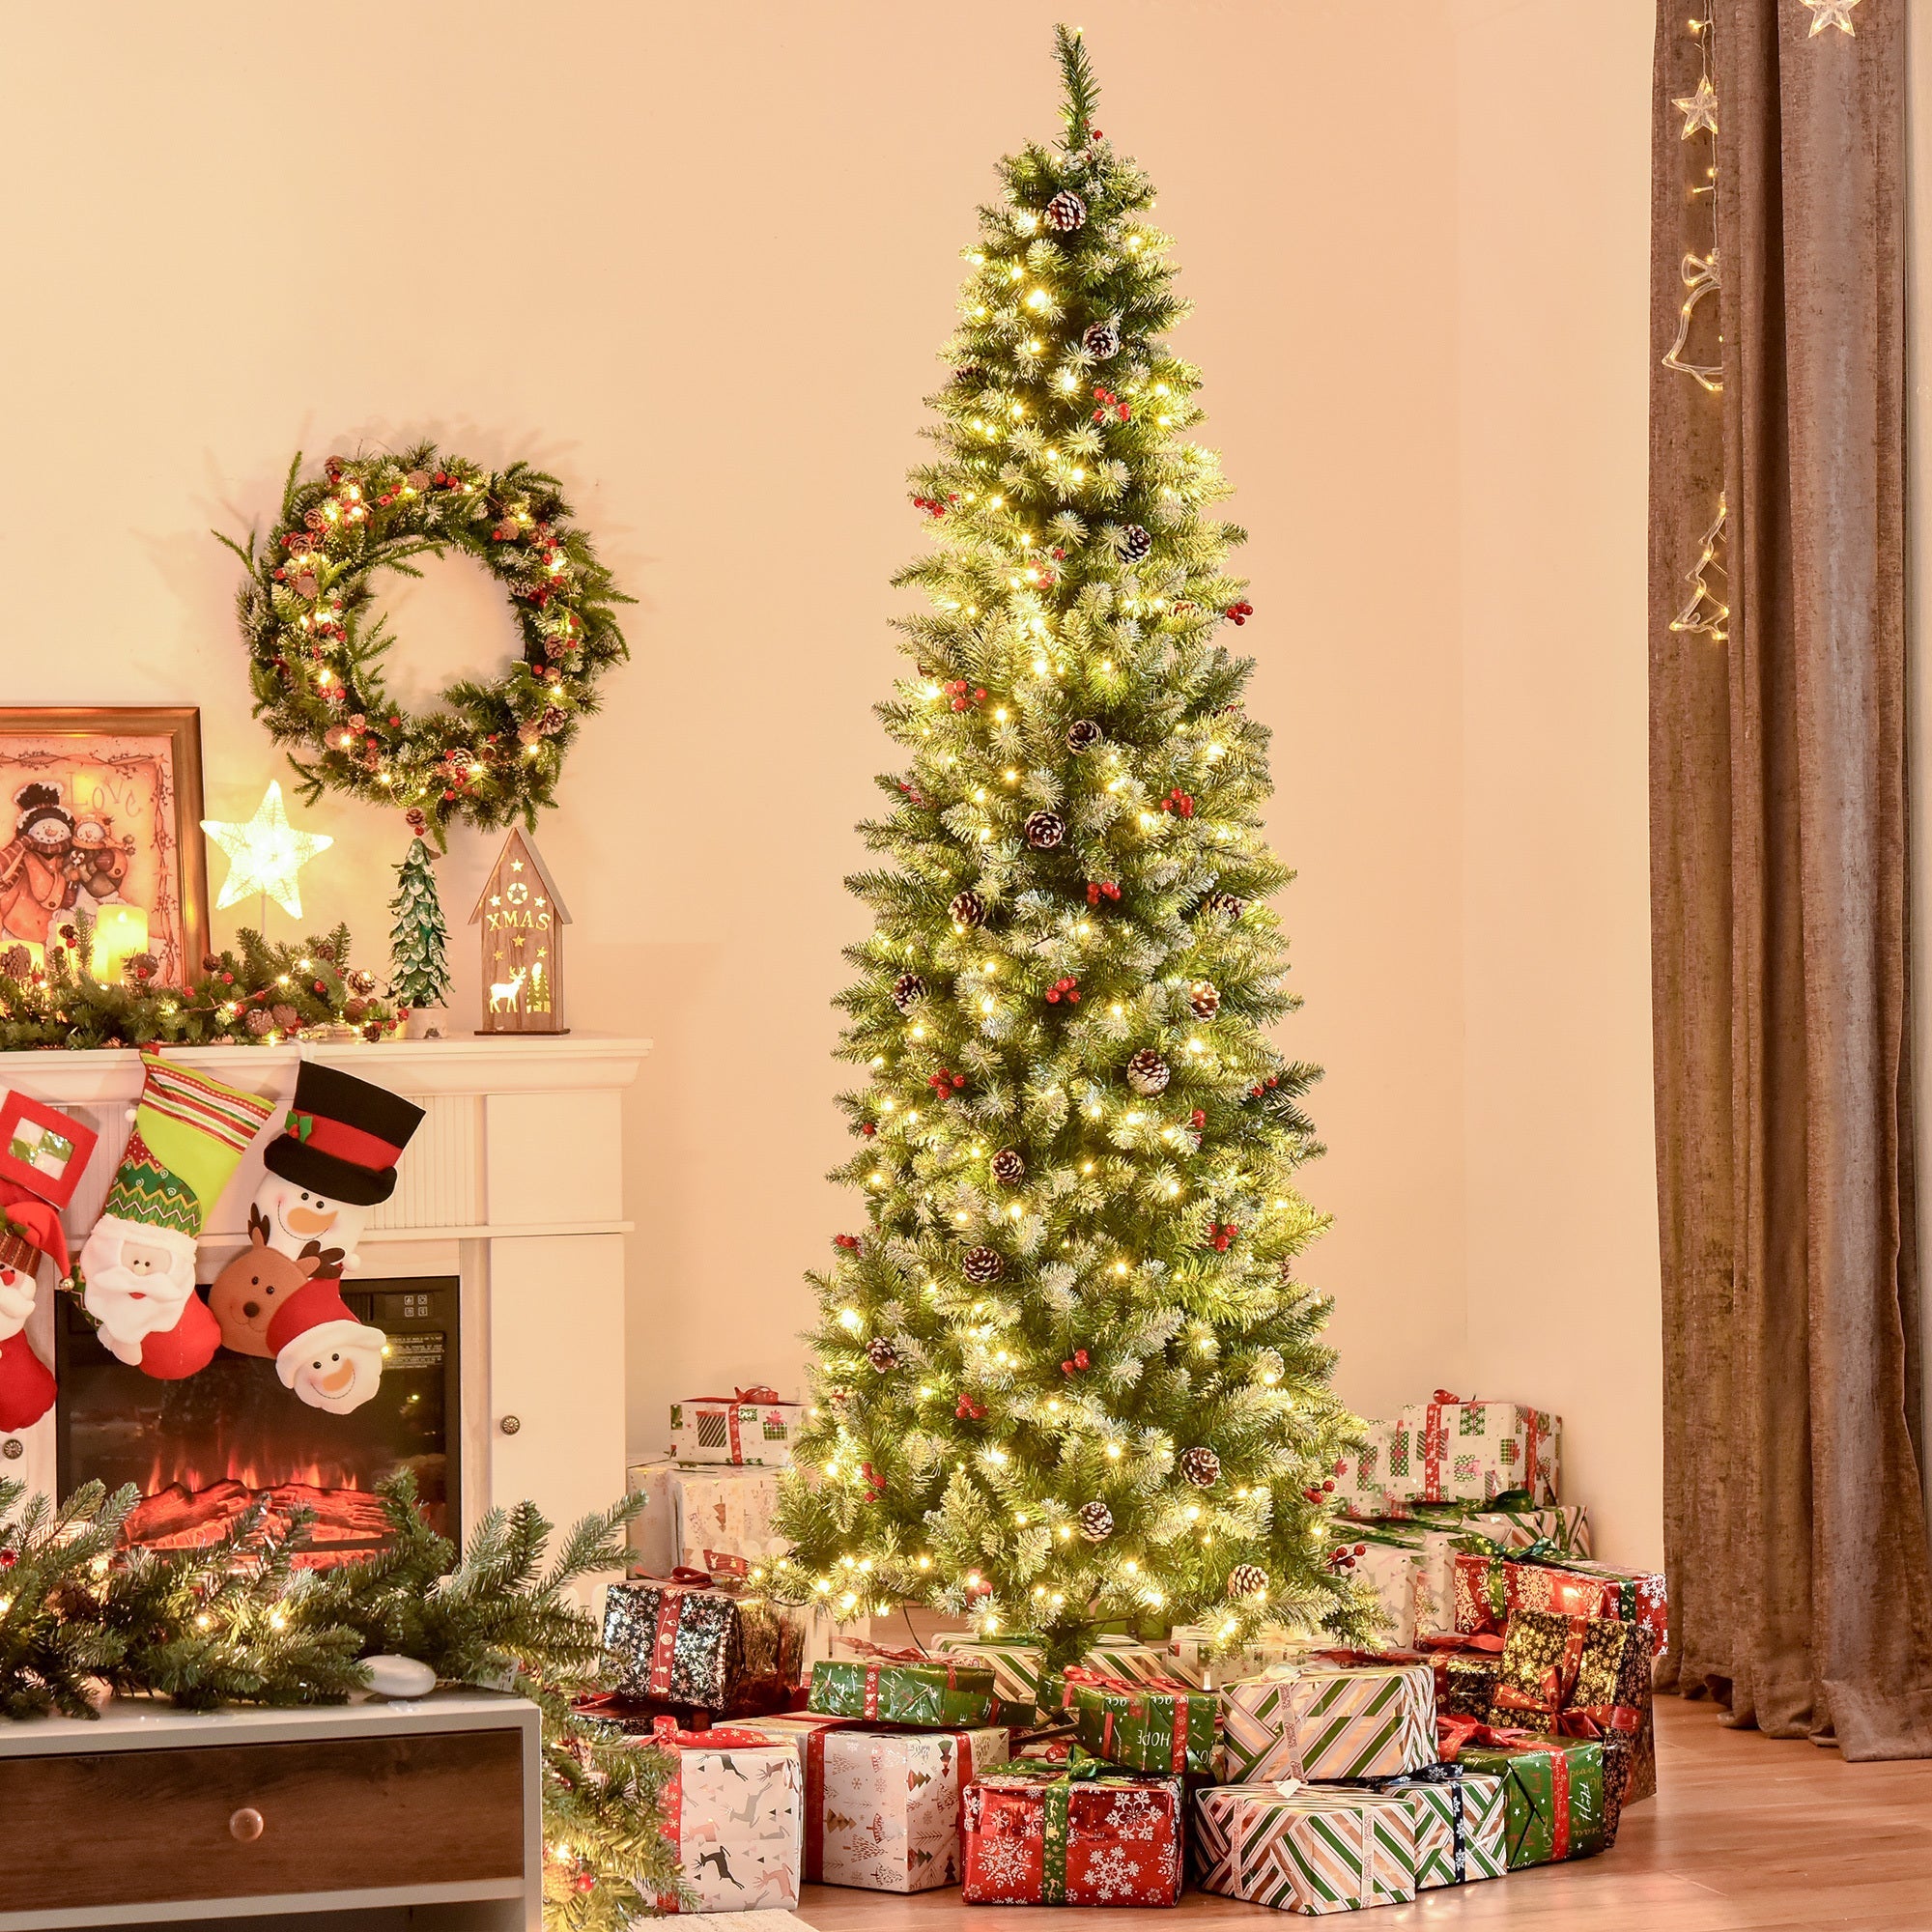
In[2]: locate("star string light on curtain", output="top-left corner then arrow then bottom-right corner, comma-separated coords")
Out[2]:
1798,0 -> 1861,35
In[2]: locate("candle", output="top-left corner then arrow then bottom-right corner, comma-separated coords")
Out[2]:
89,903 -> 150,980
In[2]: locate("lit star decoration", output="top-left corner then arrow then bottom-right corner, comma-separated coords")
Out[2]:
1799,0 -> 1860,33
202,781 -> 334,919
1673,73 -> 1719,138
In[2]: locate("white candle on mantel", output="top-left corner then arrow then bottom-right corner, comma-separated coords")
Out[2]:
88,904 -> 149,980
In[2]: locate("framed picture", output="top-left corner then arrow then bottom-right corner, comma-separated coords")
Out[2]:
0,1091 -> 99,1208
0,707 -> 208,986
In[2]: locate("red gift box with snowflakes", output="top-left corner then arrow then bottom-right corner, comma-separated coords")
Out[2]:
962,1762 -> 1184,1907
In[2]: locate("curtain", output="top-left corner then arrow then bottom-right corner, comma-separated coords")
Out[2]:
1648,0 -> 1932,1758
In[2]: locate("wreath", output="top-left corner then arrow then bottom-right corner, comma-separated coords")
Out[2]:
222,443 -> 631,839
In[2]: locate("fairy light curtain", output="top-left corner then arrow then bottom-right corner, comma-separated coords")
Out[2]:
1647,0 -> 1932,1758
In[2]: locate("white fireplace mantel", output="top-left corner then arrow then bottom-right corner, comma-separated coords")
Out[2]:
0,1035 -> 650,1543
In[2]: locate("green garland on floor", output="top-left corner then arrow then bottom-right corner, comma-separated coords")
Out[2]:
0,1474 -> 684,1928
0,914 -> 399,1050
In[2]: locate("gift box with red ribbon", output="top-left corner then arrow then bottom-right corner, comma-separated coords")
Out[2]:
739,1713 -> 1009,1892
808,1642 -> 998,1726
605,1577 -> 749,1711
670,1385 -> 802,1466
962,1757 -> 1184,1906
640,1715 -> 804,1914
1451,1548 -> 1668,1653
1437,1718 -> 1606,1869
1064,1668 -> 1218,1776
1388,1392 -> 1560,1509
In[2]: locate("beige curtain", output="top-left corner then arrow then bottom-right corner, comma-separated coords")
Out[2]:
1649,0 -> 1932,1757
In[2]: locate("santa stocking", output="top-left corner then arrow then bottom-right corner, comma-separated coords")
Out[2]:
0,1190 -> 71,1432
77,1052 -> 275,1380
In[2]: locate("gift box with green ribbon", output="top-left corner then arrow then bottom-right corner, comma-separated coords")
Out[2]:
1330,1761 -> 1507,1889
1452,1548 -> 1668,1654
962,1753 -> 1184,1906
1441,1720 -> 1606,1868
1065,1668 -> 1218,1776
1216,1656 -> 1436,1784
1195,1779 -> 1419,1913
808,1644 -> 998,1726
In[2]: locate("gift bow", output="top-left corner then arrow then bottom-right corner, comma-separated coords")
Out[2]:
645,1714 -> 776,1751
1431,1388 -> 1470,1405
840,1638 -> 930,1665
1309,1647 -> 1428,1670
733,1385 -> 781,1405
1435,1713 -> 1544,1760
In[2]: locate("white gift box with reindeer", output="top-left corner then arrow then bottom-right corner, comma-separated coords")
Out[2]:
652,1722 -> 804,1914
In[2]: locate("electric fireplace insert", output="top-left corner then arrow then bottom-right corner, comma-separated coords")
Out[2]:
54,1276 -> 460,1563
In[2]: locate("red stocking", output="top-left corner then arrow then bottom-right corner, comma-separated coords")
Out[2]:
0,1330 -> 57,1432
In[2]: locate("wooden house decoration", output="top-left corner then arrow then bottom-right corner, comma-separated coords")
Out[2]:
469,829 -> 570,1035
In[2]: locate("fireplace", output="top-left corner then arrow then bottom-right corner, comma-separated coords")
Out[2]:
54,1277 -> 460,1564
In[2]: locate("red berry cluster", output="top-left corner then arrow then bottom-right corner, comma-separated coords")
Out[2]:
1060,1348 -> 1091,1374
1224,600 -> 1255,627
1327,1540 -> 1371,1573
1247,1074 -> 1282,1099
834,1234 -> 863,1253
1086,879 -> 1122,906
927,1067 -> 967,1095
860,1122 -> 877,1137
897,779 -> 927,806
1303,1474 -> 1340,1501
1190,1108 -> 1208,1129
1160,789 -> 1196,817
912,493 -> 957,519
1044,976 -> 1081,1005
860,1460 -> 885,1501
1208,1221 -> 1240,1252
1092,386 -> 1131,424
947,680 -> 988,712
955,1393 -> 987,1421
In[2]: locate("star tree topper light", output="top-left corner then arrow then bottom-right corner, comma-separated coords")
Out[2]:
202,781 -> 333,920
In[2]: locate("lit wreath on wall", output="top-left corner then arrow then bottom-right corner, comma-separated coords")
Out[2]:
222,445 -> 631,839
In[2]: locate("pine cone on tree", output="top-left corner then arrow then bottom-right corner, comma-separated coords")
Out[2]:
1082,321 -> 1122,360
1188,980 -> 1221,1019
1066,719 -> 1104,752
1044,188 -> 1088,232
1078,1500 -> 1115,1541
1179,1446 -> 1221,1488
950,889 -> 987,928
1126,1048 -> 1171,1095
991,1148 -> 1026,1184
962,1245 -> 1005,1284
867,1337 -> 901,1373
1227,1563 -> 1269,1600
892,972 -> 928,1013
1202,891 -> 1246,921
1117,525 -> 1153,562
1024,810 -> 1065,850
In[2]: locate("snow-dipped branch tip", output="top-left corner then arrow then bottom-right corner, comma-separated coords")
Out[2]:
1054,22 -> 1100,145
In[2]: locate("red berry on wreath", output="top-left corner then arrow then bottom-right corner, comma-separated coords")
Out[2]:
834,1234 -> 862,1252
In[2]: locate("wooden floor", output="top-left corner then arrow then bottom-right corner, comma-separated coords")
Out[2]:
796,1694 -> 1932,1929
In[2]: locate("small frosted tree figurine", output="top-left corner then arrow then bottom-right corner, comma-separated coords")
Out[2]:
775,27 -> 1372,1665
387,815 -> 451,1011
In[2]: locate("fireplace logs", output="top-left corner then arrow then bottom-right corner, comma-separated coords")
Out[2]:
124,1478 -> 397,1562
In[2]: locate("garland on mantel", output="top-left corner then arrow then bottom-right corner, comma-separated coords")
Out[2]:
0,914 -> 399,1052
0,1473 -> 684,1929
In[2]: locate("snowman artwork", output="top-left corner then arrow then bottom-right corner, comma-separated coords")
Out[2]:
242,1061 -> 424,1414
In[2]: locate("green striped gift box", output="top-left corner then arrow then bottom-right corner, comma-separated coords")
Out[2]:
930,1632 -> 1051,1727
1196,1783 -> 1418,1913
1216,1662 -> 1436,1784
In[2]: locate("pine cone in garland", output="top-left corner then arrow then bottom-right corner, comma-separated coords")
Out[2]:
1025,810 -> 1065,850
1078,1501 -> 1115,1542
1044,188 -> 1088,233
1066,719 -> 1104,752
1202,891 -> 1247,921
1126,1048 -> 1171,1095
950,890 -> 987,928
867,1337 -> 901,1373
1188,980 -> 1221,1019
892,972 -> 928,1014
962,1245 -> 1005,1285
1117,525 -> 1153,563
1082,321 -> 1122,360
1227,1563 -> 1269,1600
1179,1446 -> 1222,1489
244,1009 -> 274,1037
991,1148 -> 1026,1185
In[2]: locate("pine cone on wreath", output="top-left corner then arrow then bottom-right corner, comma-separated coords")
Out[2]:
1044,188 -> 1088,233
950,889 -> 987,928
1188,980 -> 1221,1019
1066,719 -> 1103,752
1078,1501 -> 1115,1542
1202,891 -> 1247,921
962,1245 -> 1005,1285
1227,1563 -> 1269,1600
892,972 -> 928,1014
1126,1048 -> 1171,1095
867,1337 -> 901,1373
1025,810 -> 1065,850
991,1148 -> 1026,1184
538,705 -> 567,735
1082,321 -> 1122,360
1179,1446 -> 1222,1489
1117,525 -> 1153,563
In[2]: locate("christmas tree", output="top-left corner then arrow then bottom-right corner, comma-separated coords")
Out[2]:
387,832 -> 451,1009
776,27 -> 1371,1667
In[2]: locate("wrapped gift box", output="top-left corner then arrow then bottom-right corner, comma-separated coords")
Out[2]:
606,1578 -> 747,1710
1339,1764 -> 1507,1889
627,1459 -> 787,1579
1327,1531 -> 1428,1645
1387,1394 -> 1560,1509
1431,1642 -> 1506,1720
809,1649 -> 997,1726
1332,1419 -> 1399,1519
670,1387 -> 803,1466
1571,1606 -> 1657,1807
1066,1672 -> 1218,1776
1217,1659 -> 1435,1784
962,1762 -> 1184,1906
742,1714 -> 1008,1892
647,1719 -> 805,1914
1166,1624 -> 1313,1690
1449,1729 -> 1606,1868
1341,1502 -> 1591,1638
1452,1550 -> 1668,1653
1195,1782 -> 1418,1913
931,1631 -> 1052,1727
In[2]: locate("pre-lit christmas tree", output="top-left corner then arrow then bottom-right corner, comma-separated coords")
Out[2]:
387,831 -> 451,1009
776,28 -> 1371,1666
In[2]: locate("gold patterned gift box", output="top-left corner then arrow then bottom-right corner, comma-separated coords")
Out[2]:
1215,1657 -> 1436,1783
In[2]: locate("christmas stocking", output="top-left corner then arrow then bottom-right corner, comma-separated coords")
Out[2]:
77,1051 -> 275,1379
0,1185 -> 75,1432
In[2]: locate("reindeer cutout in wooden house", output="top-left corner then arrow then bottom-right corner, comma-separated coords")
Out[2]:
469,829 -> 570,1035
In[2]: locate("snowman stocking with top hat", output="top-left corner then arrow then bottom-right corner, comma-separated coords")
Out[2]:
77,1052 -> 276,1378
245,1062 -> 423,1414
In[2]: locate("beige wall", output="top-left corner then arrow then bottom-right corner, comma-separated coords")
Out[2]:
1,3 -> 1659,1558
